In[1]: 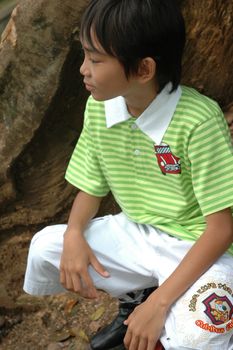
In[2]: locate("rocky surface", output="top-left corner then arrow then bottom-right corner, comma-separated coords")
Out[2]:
0,0 -> 89,230
182,0 -> 233,107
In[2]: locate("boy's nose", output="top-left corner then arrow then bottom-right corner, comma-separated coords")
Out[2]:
80,58 -> 90,77
79,61 -> 85,75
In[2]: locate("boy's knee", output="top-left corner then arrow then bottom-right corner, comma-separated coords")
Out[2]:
28,227 -> 59,268
24,226 -> 65,296
28,240 -> 49,270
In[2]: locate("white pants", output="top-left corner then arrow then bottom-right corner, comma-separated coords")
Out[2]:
24,213 -> 233,350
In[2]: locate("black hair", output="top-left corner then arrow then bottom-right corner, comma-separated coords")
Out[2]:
80,0 -> 186,92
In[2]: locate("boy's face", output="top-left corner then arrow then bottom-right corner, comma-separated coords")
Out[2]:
80,34 -> 138,101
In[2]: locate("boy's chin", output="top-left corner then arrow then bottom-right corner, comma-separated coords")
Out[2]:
91,94 -> 105,101
91,92 -> 119,102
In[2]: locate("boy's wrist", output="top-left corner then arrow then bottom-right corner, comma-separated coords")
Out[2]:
148,287 -> 173,311
64,226 -> 83,238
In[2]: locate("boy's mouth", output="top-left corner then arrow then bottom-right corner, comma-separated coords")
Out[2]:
84,81 -> 94,91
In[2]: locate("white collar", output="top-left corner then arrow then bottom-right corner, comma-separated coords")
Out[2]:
104,83 -> 182,144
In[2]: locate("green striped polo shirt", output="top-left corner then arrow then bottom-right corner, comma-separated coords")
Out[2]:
65,85 -> 233,256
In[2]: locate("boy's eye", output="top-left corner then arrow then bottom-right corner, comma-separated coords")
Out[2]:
89,57 -> 100,64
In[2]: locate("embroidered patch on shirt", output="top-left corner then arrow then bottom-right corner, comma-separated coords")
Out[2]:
154,143 -> 181,175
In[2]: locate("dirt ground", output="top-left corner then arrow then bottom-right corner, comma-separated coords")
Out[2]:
0,229 -> 119,350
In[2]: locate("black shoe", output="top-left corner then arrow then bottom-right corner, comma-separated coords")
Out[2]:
89,302 -> 134,350
89,287 -> 155,350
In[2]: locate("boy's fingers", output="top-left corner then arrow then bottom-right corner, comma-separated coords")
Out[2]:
71,273 -> 82,293
64,273 -> 74,291
81,270 -> 98,298
124,329 -> 132,349
60,269 -> 65,285
128,335 -> 139,350
91,255 -> 110,278
138,338 -> 147,350
60,270 -> 73,290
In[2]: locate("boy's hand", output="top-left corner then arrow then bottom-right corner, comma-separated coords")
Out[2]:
123,291 -> 167,350
59,229 -> 109,298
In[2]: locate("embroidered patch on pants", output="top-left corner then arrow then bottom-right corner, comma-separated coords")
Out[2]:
203,293 -> 233,325
188,282 -> 233,334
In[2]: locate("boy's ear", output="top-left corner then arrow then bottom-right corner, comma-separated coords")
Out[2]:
137,57 -> 156,82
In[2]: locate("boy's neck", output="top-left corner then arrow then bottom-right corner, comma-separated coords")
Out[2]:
125,81 -> 159,118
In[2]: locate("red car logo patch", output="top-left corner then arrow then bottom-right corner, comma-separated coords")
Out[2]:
154,143 -> 181,175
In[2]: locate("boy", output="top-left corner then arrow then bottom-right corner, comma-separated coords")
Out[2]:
24,1 -> 233,349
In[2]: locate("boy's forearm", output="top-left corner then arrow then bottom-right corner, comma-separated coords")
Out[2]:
66,191 -> 104,235
60,191 -> 107,298
151,208 -> 233,310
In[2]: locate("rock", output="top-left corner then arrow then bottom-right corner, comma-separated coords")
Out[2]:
71,328 -> 89,342
47,342 -> 64,350
90,306 -> 105,321
0,315 -> 5,328
0,284 -> 14,308
181,0 -> 233,107
0,0 -> 89,231
49,328 -> 71,343
0,310 -> 22,340
69,338 -> 90,350
16,293 -> 46,311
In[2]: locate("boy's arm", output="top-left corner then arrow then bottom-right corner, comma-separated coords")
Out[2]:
152,207 -> 233,306
60,190 -> 109,299
124,208 -> 233,350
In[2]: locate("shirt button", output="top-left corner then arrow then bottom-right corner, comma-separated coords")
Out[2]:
131,123 -> 138,130
134,149 -> 140,156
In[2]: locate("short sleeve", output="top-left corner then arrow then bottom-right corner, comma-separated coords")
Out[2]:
65,99 -> 110,197
188,109 -> 233,216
